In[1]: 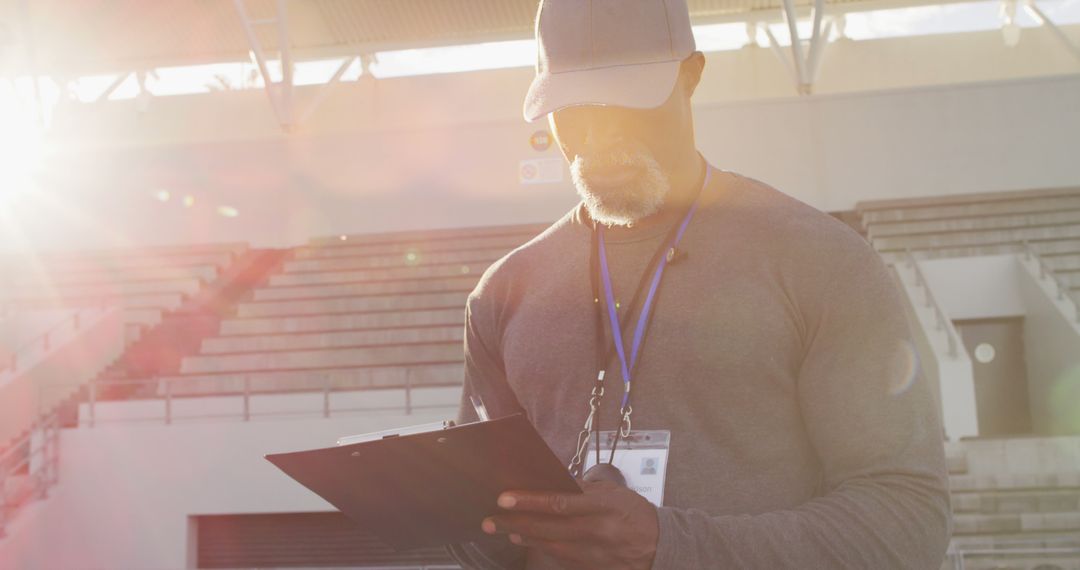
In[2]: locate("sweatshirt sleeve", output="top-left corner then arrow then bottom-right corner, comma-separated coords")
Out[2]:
650,237 -> 953,569
445,281 -> 528,570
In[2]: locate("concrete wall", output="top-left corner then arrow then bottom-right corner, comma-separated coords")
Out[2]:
1015,257 -> 1080,436
920,255 -> 1028,320
8,26 -> 1080,253
917,254 -> 1080,436
0,403 -> 457,570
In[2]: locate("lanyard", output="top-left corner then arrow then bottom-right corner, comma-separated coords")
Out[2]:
597,168 -> 708,411
569,163 -> 713,476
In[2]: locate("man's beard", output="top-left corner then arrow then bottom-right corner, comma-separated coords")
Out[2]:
570,149 -> 671,227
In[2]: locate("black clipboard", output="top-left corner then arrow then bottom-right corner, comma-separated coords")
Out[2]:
265,413 -> 581,550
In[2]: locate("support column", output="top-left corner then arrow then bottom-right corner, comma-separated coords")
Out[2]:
233,0 -> 295,131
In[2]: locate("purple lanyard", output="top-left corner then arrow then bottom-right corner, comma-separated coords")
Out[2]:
596,166 -> 712,410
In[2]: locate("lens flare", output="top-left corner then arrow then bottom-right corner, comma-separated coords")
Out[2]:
887,339 -> 921,396
1048,365 -> 1080,434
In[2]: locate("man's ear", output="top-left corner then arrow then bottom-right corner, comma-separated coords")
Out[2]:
680,52 -> 706,98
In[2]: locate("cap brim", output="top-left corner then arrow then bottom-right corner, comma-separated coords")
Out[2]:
523,59 -> 681,123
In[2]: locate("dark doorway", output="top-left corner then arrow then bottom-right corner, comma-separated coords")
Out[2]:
196,512 -> 459,568
954,317 -> 1033,436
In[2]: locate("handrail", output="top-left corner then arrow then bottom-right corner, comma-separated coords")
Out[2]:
0,411 -> 61,538
947,540 -> 1080,570
2,305 -> 107,376
946,534 -> 1080,570
904,249 -> 959,358
68,373 -> 460,427
1023,241 -> 1080,324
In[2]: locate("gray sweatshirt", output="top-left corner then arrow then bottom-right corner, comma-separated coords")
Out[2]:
447,169 -> 952,569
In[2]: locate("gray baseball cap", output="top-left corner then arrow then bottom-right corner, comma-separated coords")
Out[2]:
523,0 -> 697,123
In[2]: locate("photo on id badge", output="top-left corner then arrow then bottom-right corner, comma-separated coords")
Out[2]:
584,430 -> 671,507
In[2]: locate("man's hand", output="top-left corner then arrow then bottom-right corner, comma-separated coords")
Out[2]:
481,480 -> 659,570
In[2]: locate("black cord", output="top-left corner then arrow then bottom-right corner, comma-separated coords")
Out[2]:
585,182 -> 706,467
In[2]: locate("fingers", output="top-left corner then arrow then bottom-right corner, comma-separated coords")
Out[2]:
508,535 -> 597,570
482,513 -> 593,543
497,481 -> 621,516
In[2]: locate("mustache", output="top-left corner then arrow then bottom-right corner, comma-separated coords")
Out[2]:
569,147 -> 670,227
572,149 -> 649,177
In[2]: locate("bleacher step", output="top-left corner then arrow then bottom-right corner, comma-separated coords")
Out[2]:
863,193 -> 1080,225
7,264 -> 220,287
219,307 -> 464,335
268,261 -> 493,287
1041,253 -> 1080,272
200,325 -> 463,354
236,291 -> 471,318
284,246 -> 513,273
869,209 -> 1080,239
943,556 -> 1080,570
950,472 -> 1080,492
952,511 -> 1080,535
293,232 -> 534,260
873,225 -> 1080,252
306,224 -> 545,248
180,342 -> 463,374
160,361 -> 462,396
253,275 -> 480,301
952,490 -> 1080,514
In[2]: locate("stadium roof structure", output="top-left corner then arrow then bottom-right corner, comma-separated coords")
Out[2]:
0,0 -> 1015,76
1,0 -> 1076,132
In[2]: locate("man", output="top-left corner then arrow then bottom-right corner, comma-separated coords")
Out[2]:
448,1 -> 951,568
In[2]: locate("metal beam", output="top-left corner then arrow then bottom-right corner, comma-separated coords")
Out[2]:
767,0 -> 833,95
233,0 -> 295,131
761,24 -> 801,87
1023,0 -> 1080,64
95,71 -> 132,103
780,0 -> 810,92
275,0 -> 294,129
234,0 -> 279,112
806,21 -> 834,86
297,55 -> 358,125
806,0 -> 832,87
18,0 -> 45,126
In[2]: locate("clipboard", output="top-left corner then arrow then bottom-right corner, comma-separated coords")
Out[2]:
265,413 -> 581,550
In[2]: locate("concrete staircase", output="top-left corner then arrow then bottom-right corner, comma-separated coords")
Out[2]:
155,224 -> 544,397
942,437 -> 1080,570
857,187 -> 1080,308
0,242 -> 250,332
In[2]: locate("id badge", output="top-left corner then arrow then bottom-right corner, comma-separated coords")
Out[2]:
583,430 -> 671,507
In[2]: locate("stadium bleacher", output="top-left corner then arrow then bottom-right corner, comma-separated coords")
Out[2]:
944,438 -> 1080,570
857,186 -> 1080,307
1,0 -> 1078,564
0,205 -> 1077,568
0,242 -> 255,450
0,242 -> 250,330
155,225 -> 545,398
857,188 -> 1080,569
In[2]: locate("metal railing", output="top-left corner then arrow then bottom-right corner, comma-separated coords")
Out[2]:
946,535 -> 1080,570
904,249 -> 960,358
1023,241 -> 1080,324
217,566 -> 461,570
78,372 -> 461,427
0,412 -> 61,538
2,305 -> 109,379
